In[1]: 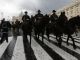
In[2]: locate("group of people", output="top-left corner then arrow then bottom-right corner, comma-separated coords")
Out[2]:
21,10 -> 80,49
22,9 -> 68,27
0,9 -> 80,49
21,9 -> 68,36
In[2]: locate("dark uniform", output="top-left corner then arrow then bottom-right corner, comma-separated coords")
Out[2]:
22,11 -> 31,38
15,20 -> 20,29
34,10 -> 44,36
15,19 -> 20,35
12,22 -> 15,31
43,14 -> 50,24
50,10 -> 58,23
0,20 -> 8,43
31,15 -> 35,26
58,12 -> 68,27
35,10 -> 43,22
22,11 -> 30,22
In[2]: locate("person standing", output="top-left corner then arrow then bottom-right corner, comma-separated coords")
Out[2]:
50,10 -> 58,23
0,18 -> 9,43
35,10 -> 43,22
22,11 -> 30,22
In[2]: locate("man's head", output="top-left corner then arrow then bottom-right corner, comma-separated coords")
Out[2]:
52,10 -> 56,14
31,15 -> 33,17
37,10 -> 41,14
16,19 -> 18,21
3,18 -> 5,21
45,14 -> 49,17
61,11 -> 65,15
24,11 -> 28,15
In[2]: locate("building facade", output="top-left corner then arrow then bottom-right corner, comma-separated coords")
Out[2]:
57,0 -> 80,19
12,12 -> 23,23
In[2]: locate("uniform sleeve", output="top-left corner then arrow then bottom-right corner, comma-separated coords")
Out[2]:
22,15 -> 24,21
50,15 -> 53,21
34,15 -> 36,19
34,15 -> 37,20
41,14 -> 43,17
28,16 -> 30,19
56,15 -> 58,18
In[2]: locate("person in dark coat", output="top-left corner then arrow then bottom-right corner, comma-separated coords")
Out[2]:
58,11 -> 68,27
21,11 -> 32,39
0,18 -> 9,43
12,22 -> 15,31
34,10 -> 44,37
15,19 -> 20,35
35,10 -> 43,22
22,11 -> 30,22
34,10 -> 44,29
50,10 -> 58,23
31,15 -> 35,26
15,19 -> 20,29
43,14 -> 50,26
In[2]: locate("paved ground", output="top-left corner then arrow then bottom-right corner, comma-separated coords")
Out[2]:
0,30 -> 80,60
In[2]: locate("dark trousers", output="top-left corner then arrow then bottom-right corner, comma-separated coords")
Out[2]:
0,33 -> 8,43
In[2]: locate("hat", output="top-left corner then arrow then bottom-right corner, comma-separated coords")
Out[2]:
52,10 -> 56,12
45,14 -> 48,16
25,11 -> 27,13
38,10 -> 41,12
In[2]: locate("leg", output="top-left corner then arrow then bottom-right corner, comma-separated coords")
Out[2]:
0,33 -> 5,43
42,33 -> 44,43
38,34 -> 39,39
58,36 -> 62,47
17,28 -> 19,35
35,32 -> 37,37
56,36 -> 58,40
23,32 -> 27,40
46,28 -> 50,41
47,33 -> 50,41
56,36 -> 59,42
70,35 -> 76,49
30,33 -> 31,45
67,35 -> 69,45
5,33 -> 8,43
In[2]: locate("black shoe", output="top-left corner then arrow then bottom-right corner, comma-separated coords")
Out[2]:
67,43 -> 69,46
6,41 -> 8,43
0,41 -> 2,44
73,45 -> 77,49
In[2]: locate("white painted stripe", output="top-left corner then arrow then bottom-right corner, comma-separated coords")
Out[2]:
62,36 -> 80,42
0,37 -> 13,58
40,36 -> 78,60
62,38 -> 80,48
49,36 -> 80,56
50,34 -> 80,40
11,36 -> 26,60
62,40 -> 80,55
50,35 -> 80,48
27,36 -> 53,60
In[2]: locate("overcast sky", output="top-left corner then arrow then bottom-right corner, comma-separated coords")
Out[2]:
0,0 -> 73,19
